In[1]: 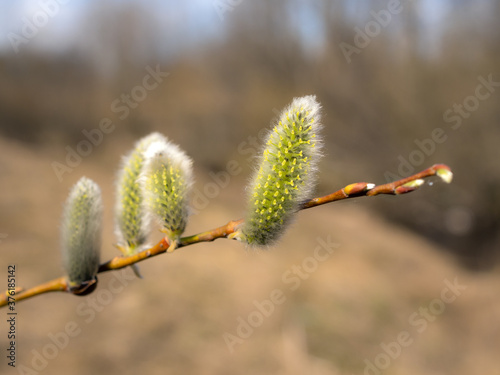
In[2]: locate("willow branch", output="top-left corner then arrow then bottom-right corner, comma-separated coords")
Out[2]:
1,277 -> 68,306
0,163 -> 452,307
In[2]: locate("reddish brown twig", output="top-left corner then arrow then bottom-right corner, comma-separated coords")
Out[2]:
0,164 -> 452,307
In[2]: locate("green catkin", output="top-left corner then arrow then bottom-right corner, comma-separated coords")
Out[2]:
114,132 -> 166,256
140,139 -> 193,249
240,95 -> 323,246
61,177 -> 103,285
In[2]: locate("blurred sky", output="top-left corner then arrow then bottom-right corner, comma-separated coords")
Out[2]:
0,0 -> 456,58
0,0 -> 220,55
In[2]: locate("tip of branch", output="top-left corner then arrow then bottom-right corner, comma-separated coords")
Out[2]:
436,167 -> 453,184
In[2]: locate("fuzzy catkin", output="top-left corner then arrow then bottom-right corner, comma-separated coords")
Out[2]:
140,139 -> 193,242
61,177 -> 103,284
241,95 -> 323,246
114,132 -> 166,255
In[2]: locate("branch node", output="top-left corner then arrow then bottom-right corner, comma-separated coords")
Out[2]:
68,278 -> 98,296
344,182 -> 375,196
395,179 -> 425,194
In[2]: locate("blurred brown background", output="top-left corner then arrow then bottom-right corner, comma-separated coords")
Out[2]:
1,1 -> 499,374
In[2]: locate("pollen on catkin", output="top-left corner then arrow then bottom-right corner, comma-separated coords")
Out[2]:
140,139 -> 193,250
114,132 -> 166,256
61,177 -> 103,287
239,95 -> 323,246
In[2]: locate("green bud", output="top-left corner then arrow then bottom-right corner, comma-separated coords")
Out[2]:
239,95 -> 323,246
114,132 -> 166,256
436,168 -> 453,184
61,177 -> 103,292
140,138 -> 193,248
395,178 -> 425,194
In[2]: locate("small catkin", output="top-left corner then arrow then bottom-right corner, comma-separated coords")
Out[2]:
240,95 -> 323,246
140,139 -> 193,247
114,132 -> 166,256
61,177 -> 103,286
